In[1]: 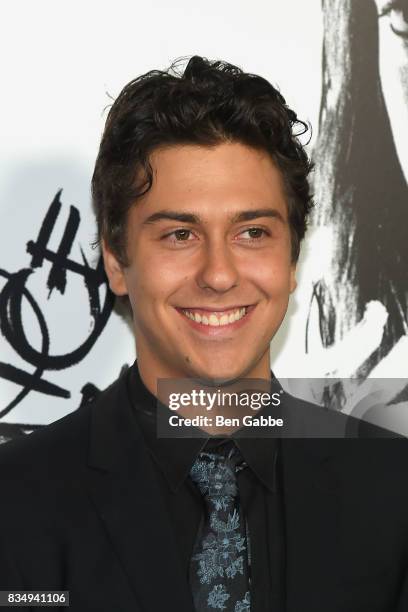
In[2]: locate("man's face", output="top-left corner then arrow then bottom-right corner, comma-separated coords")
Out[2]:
103,142 -> 296,385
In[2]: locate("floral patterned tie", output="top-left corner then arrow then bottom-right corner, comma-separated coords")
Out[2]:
189,441 -> 251,612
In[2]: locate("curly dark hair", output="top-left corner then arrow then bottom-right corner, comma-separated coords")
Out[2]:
92,55 -> 314,265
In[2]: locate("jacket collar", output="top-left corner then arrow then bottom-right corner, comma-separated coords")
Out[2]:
126,360 -> 280,493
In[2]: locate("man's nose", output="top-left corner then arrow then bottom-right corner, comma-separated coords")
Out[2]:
196,240 -> 240,293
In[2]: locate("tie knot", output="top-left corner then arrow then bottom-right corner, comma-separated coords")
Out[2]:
190,442 -> 245,501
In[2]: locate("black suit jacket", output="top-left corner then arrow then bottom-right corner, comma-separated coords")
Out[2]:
0,368 -> 408,611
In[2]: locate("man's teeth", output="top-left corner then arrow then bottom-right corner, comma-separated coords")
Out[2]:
182,307 -> 247,326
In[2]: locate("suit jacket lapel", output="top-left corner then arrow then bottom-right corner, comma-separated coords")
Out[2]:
85,371 -> 194,612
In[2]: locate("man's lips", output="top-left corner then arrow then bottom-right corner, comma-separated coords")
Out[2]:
176,305 -> 252,313
174,304 -> 257,335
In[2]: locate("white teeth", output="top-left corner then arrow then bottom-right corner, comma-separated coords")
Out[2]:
182,307 -> 248,326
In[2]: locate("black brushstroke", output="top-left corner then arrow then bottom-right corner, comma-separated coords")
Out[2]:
29,190 -> 62,269
0,362 -> 69,398
47,205 -> 80,296
79,383 -> 101,406
0,190 -> 114,418
308,0 -> 408,390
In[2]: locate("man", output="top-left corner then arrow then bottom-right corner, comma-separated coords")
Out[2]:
0,56 -> 408,611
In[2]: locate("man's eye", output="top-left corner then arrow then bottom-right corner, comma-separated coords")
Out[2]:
163,229 -> 195,242
239,227 -> 269,241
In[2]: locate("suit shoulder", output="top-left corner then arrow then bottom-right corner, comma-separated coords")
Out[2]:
0,369 -> 126,474
281,390 -> 408,473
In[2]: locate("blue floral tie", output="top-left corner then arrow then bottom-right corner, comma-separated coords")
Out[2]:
189,442 -> 251,612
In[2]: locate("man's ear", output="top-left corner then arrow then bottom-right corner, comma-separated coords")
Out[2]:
289,263 -> 297,294
101,239 -> 128,296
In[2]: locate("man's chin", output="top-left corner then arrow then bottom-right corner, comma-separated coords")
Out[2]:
188,362 -> 253,387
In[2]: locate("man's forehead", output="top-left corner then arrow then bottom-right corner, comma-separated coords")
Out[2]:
129,143 -> 288,222
146,142 -> 282,186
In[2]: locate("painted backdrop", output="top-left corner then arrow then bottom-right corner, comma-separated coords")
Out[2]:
1,0 -> 407,441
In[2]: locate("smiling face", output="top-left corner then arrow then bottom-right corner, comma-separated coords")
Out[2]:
103,142 -> 297,393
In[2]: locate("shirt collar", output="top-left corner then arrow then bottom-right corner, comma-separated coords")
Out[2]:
126,359 -> 279,493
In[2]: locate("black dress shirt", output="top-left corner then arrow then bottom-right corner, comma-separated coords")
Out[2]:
126,360 -> 285,611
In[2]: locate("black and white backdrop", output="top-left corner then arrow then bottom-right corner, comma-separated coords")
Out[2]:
1,0 -> 407,442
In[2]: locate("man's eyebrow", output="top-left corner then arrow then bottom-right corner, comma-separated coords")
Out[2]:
232,208 -> 285,223
143,211 -> 200,225
142,208 -> 285,225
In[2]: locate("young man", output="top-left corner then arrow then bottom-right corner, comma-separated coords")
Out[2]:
0,56 -> 408,611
